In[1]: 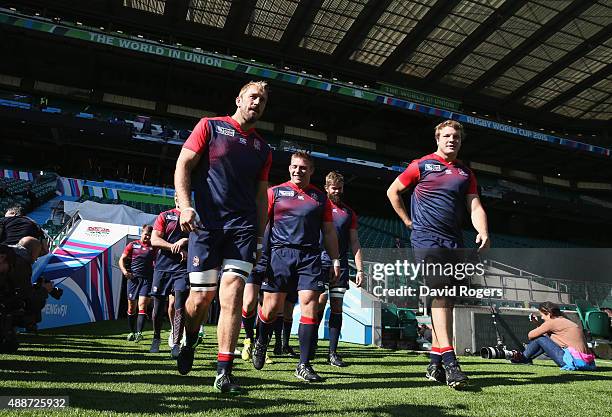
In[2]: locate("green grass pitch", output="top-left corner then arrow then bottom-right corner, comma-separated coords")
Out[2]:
1,320 -> 610,416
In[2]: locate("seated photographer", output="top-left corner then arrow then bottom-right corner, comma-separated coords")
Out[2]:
512,302 -> 596,371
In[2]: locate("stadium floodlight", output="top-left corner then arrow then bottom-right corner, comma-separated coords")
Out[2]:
35,13 -> 40,16
332,77 -> 338,81
9,7 -> 16,11
284,66 -> 290,70
100,27 -> 105,30
176,43 -> 182,46
364,85 -> 368,88
137,34 -> 144,38
76,21 -> 83,25
117,30 -> 123,33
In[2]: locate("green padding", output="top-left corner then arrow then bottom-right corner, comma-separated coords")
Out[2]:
118,190 -> 174,205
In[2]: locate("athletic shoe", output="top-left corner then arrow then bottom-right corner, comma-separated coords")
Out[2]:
445,362 -> 469,389
177,345 -> 196,375
170,344 -> 181,359
282,345 -> 299,358
425,363 -> 446,383
168,326 -> 174,348
126,332 -> 135,342
328,352 -> 347,367
252,339 -> 268,370
149,338 -> 161,353
295,363 -> 322,382
133,332 -> 143,343
241,339 -> 253,361
214,370 -> 243,395
265,353 -> 274,364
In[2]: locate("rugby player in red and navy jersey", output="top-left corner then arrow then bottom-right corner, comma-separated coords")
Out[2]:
387,120 -> 490,389
174,81 -> 272,394
316,171 -> 364,367
118,224 -> 156,342
150,196 -> 190,356
252,151 -> 340,383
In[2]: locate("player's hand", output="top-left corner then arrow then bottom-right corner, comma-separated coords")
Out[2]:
404,219 -> 413,230
179,249 -> 188,263
355,270 -> 364,287
180,208 -> 197,233
476,233 -> 490,252
170,241 -> 183,254
125,272 -> 134,280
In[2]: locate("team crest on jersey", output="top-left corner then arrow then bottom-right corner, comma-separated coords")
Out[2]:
216,126 -> 235,136
239,137 -> 247,145
298,195 -> 305,200
167,214 -> 178,221
192,256 -> 200,267
279,190 -> 295,197
309,193 -> 319,201
425,164 -> 443,172
458,168 -> 469,177
332,208 -> 338,213
133,244 -> 141,249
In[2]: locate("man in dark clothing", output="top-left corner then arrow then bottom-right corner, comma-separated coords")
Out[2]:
0,206 -> 48,256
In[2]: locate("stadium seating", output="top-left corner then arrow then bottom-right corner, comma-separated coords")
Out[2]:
575,299 -> 611,339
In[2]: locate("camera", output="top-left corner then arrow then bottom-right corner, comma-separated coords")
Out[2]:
480,344 -> 518,360
34,277 -> 63,300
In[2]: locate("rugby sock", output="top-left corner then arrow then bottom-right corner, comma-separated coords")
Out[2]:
430,347 -> 442,366
328,312 -> 342,353
242,308 -> 256,343
217,352 -> 235,374
282,319 -> 293,347
256,308 -> 274,344
172,308 -> 185,346
136,309 -> 147,333
298,316 -> 318,364
273,314 -> 284,346
441,346 -> 457,366
152,297 -> 164,339
127,311 -> 137,333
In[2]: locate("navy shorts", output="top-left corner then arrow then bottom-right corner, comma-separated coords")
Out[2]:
411,230 -> 466,291
188,227 -> 256,291
262,247 -> 325,297
127,275 -> 152,300
246,250 -> 269,286
150,269 -> 189,297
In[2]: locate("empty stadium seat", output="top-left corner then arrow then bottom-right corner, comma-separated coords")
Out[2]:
575,299 -> 611,339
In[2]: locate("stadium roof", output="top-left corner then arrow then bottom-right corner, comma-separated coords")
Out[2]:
9,0 -> 612,126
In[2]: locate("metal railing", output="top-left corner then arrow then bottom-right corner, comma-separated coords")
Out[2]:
48,210 -> 81,252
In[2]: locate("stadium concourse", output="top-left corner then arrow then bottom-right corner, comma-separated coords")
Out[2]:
1,0 -> 612,415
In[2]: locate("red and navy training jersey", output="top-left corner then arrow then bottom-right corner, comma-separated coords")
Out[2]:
183,116 -> 272,230
321,201 -> 357,265
268,181 -> 333,250
122,239 -> 157,277
398,153 -> 478,243
153,208 -> 188,272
